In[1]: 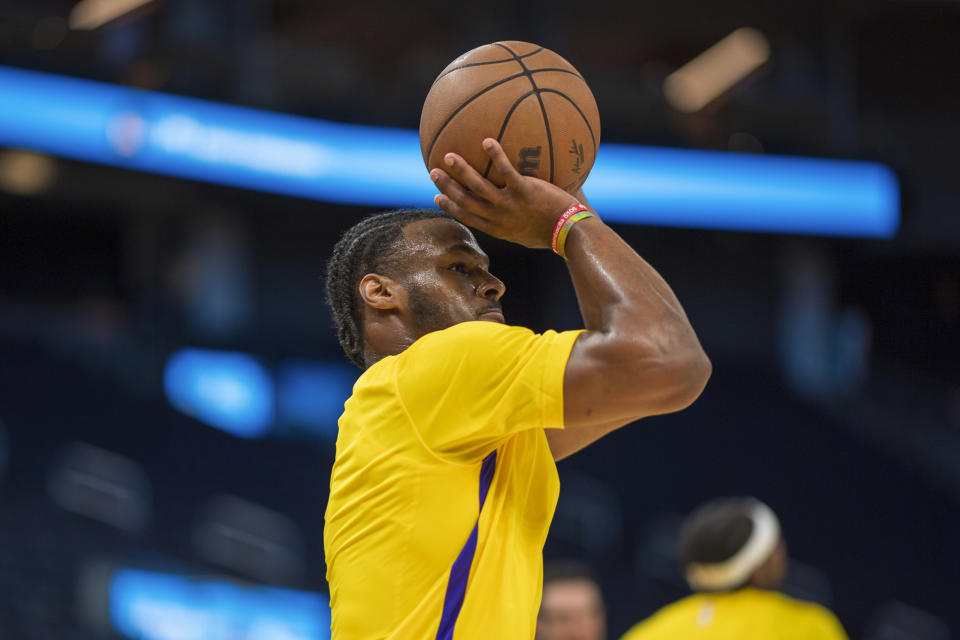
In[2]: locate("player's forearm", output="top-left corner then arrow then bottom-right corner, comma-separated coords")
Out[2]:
564,217 -> 711,402
565,217 -> 689,330
567,191 -> 692,331
566,225 -> 691,332
566,191 -> 604,329
567,261 -> 603,329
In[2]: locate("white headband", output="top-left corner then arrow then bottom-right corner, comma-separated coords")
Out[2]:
685,501 -> 781,592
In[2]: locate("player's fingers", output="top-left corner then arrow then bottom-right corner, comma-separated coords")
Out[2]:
440,152 -> 500,201
431,169 -> 494,216
482,139 -> 523,189
433,194 -> 493,234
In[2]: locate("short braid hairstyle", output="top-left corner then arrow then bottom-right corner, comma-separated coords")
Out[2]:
325,208 -> 451,368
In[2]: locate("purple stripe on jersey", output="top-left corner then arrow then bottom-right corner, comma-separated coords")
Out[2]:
434,450 -> 498,640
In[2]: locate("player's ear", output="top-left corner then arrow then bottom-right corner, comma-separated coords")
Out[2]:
358,273 -> 402,311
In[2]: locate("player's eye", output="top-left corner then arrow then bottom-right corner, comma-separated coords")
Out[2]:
448,262 -> 468,274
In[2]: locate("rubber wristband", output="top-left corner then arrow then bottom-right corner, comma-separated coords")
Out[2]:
551,204 -> 591,255
556,210 -> 596,259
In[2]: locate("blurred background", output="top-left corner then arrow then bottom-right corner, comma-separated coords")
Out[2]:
1,0 -> 959,638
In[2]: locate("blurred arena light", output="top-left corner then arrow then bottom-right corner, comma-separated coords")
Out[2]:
276,360 -> 356,440
194,494 -> 306,583
665,27 -> 770,113
47,442 -> 152,532
107,568 -> 330,640
163,348 -> 354,439
0,64 -> 898,238
866,601 -> 951,640
0,149 -> 56,195
70,0 -> 154,30
164,348 -> 274,439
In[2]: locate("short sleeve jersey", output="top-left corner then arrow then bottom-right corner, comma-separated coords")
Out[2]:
324,321 -> 582,639
619,588 -> 849,640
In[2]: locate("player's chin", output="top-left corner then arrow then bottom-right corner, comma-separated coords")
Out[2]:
477,311 -> 506,323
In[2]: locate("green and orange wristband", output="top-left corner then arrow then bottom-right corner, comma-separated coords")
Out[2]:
550,203 -> 596,259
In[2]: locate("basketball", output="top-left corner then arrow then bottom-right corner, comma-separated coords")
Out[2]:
420,41 -> 601,193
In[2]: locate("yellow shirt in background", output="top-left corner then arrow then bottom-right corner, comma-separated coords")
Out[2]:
324,321 -> 582,639
620,588 -> 848,640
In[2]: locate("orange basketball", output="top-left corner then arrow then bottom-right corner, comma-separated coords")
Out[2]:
420,41 -> 600,193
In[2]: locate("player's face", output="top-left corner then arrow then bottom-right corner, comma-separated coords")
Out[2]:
537,579 -> 606,640
398,218 -> 506,337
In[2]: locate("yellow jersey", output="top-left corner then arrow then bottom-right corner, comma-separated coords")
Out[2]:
324,321 -> 582,639
620,588 -> 848,640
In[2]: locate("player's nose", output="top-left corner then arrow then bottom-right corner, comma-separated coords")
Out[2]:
478,273 -> 505,300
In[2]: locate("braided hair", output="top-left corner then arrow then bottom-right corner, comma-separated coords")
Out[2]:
325,208 -> 451,368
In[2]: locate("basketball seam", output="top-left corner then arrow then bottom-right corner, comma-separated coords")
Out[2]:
432,47 -> 545,85
536,88 -> 597,157
424,68 -> 585,164
494,42 -> 554,183
537,88 -> 596,192
425,72 -> 527,163
482,91 -> 538,179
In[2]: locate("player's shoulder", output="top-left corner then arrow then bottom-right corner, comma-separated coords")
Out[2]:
763,589 -> 831,612
760,590 -> 846,635
404,321 -> 535,358
422,320 -> 533,343
619,595 -> 702,639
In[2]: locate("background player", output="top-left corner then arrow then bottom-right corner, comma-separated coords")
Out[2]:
537,561 -> 607,640
323,139 -> 711,638
620,497 -> 848,640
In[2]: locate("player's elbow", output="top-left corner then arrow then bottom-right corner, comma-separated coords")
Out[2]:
622,340 -> 711,415
662,346 -> 712,412
572,330 -> 711,420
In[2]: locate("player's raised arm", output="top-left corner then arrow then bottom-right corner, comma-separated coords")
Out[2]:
431,139 -> 711,460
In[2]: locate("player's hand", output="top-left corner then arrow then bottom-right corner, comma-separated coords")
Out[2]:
430,138 -> 580,249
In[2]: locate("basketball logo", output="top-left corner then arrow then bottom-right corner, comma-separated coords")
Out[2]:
517,146 -> 542,175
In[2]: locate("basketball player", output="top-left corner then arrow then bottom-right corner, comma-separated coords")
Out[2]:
323,139 -> 711,638
537,561 -> 607,640
619,497 -> 848,640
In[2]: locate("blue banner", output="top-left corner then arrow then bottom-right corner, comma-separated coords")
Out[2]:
0,65 -> 898,237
